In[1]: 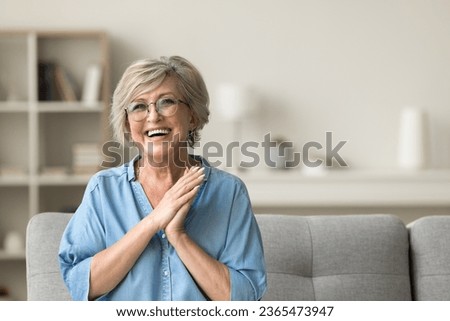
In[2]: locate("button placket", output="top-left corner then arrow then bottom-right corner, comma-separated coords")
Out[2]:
160,231 -> 171,300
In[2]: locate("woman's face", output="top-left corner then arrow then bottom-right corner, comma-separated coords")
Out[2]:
127,76 -> 195,165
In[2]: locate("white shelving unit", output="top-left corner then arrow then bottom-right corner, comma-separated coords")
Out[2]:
0,30 -> 110,300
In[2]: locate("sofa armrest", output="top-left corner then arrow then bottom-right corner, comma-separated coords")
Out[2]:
409,215 -> 450,300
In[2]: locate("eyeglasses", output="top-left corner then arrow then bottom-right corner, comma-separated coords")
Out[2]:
125,96 -> 188,122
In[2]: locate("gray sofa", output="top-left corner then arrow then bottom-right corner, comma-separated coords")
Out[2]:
26,212 -> 450,300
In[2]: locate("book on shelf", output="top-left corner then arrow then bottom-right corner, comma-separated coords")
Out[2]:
38,60 -> 78,102
38,61 -> 58,101
72,143 -> 102,175
54,65 -> 77,101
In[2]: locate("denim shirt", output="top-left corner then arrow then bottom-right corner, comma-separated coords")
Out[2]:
58,156 -> 267,301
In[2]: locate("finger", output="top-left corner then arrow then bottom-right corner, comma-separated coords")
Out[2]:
172,166 -> 200,187
183,166 -> 204,180
170,168 -> 204,194
176,185 -> 200,207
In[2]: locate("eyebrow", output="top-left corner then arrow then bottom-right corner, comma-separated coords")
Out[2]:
133,92 -> 177,101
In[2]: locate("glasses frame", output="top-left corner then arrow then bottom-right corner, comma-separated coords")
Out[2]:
125,97 -> 189,122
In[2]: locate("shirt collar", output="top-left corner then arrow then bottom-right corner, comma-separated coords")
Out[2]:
127,154 -> 140,182
191,154 -> 211,182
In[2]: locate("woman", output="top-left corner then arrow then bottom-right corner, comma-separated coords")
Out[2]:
58,56 -> 267,301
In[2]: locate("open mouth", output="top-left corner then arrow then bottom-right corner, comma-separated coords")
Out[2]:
146,128 -> 171,138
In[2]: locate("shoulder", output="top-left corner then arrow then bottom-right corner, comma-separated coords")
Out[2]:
85,162 -> 132,193
197,155 -> 248,193
209,166 -> 245,186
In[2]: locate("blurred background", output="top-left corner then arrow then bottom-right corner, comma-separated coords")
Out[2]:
1,0 -> 449,169
0,0 -> 450,299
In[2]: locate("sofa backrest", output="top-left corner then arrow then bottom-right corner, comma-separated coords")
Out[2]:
255,214 -> 412,300
28,212 -> 446,301
409,215 -> 450,300
26,212 -> 72,301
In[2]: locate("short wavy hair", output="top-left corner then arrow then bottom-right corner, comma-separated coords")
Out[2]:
110,56 -> 210,147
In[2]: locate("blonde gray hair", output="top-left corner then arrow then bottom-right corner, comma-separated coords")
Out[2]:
110,56 -> 210,147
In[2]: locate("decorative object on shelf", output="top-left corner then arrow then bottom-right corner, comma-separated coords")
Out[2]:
215,84 -> 256,172
0,165 -> 27,177
301,154 -> 328,176
72,143 -> 102,175
3,231 -> 24,254
397,106 -> 430,171
40,166 -> 68,177
0,286 -> 13,301
82,63 -> 103,107
269,136 -> 295,170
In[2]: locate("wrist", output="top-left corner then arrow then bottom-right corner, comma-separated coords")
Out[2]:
144,212 -> 164,232
166,230 -> 188,248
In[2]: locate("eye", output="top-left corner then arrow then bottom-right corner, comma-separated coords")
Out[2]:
128,102 -> 148,113
157,97 -> 177,108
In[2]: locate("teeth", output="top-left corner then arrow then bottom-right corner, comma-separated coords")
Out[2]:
147,129 -> 170,137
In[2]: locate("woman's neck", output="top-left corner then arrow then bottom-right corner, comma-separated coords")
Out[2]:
136,152 -> 198,184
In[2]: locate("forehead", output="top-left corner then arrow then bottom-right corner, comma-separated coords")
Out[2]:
133,76 -> 180,101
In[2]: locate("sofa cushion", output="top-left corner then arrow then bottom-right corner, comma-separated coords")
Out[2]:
256,214 -> 411,300
26,212 -> 73,301
409,215 -> 450,300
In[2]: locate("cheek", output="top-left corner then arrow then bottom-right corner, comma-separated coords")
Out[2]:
128,122 -> 143,139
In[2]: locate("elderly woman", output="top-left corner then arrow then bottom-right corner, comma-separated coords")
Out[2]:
58,56 -> 267,301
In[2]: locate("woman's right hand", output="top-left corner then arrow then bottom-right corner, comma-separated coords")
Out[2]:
152,166 -> 204,230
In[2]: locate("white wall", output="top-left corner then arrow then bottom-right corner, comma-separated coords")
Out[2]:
1,0 -> 449,171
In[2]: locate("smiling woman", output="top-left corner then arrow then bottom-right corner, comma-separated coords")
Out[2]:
110,56 -> 210,150
125,75 -> 196,167
58,56 -> 267,301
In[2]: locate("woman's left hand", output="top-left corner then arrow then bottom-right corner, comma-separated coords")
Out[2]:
165,167 -> 202,244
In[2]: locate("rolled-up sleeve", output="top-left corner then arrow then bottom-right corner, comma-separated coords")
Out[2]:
58,177 -> 106,300
220,180 -> 267,300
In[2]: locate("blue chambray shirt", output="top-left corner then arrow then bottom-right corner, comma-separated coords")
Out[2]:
58,155 -> 267,301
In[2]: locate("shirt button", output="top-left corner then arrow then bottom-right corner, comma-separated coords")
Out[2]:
164,270 -> 169,277
162,233 -> 166,239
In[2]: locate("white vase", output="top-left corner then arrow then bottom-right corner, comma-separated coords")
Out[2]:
397,107 -> 429,170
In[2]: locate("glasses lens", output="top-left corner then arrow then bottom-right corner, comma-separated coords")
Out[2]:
156,97 -> 178,116
128,103 -> 148,121
127,97 -> 182,121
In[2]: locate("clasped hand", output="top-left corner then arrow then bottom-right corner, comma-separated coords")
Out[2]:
152,166 -> 204,244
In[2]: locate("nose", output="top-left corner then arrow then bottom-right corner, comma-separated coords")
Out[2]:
146,103 -> 161,122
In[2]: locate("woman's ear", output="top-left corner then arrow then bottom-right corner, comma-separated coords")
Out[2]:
189,110 -> 198,130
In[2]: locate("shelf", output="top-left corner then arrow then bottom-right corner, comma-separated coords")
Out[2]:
236,168 -> 450,182
0,250 -> 25,261
235,168 -> 450,208
0,102 -> 29,112
0,176 -> 29,186
37,101 -> 104,112
38,174 -> 92,186
0,29 -> 110,300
